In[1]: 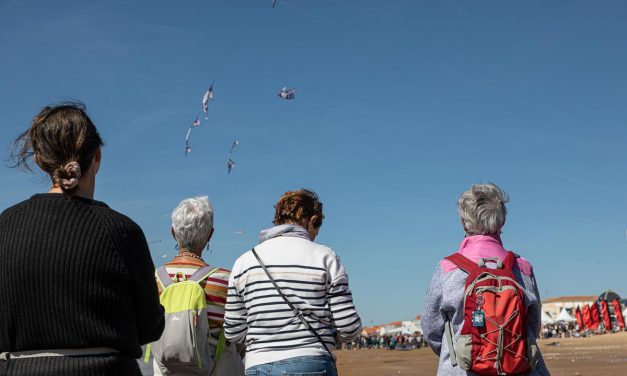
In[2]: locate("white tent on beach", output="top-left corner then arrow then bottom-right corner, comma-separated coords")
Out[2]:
555,308 -> 575,322
541,311 -> 554,325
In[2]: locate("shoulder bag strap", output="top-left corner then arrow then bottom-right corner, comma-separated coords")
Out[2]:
251,248 -> 335,363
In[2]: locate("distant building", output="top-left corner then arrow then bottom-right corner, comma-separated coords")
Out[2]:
542,295 -> 597,318
360,316 -> 423,337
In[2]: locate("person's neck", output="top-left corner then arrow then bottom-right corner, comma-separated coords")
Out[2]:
173,248 -> 207,265
48,176 -> 96,199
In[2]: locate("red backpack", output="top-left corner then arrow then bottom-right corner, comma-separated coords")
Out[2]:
445,251 -> 531,375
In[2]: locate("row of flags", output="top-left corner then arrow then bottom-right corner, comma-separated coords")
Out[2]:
574,299 -> 625,332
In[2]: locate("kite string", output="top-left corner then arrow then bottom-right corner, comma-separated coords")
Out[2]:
296,88 -> 382,125
279,0 -> 405,55
336,0 -> 431,44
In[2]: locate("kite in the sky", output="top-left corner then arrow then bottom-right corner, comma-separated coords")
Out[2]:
227,140 -> 239,174
184,117 -> 202,158
184,127 -> 193,158
202,82 -> 214,119
229,140 -> 239,155
272,0 -> 278,8
278,86 -> 295,100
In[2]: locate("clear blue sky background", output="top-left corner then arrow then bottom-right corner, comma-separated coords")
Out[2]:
1,0 -> 626,325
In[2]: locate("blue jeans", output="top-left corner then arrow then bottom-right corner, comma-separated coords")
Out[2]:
245,355 -> 337,376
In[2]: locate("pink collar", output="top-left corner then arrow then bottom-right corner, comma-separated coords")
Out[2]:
441,234 -> 533,276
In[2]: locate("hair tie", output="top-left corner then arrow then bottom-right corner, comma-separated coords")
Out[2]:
59,161 -> 81,190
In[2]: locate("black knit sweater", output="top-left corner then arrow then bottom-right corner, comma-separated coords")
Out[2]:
0,194 -> 164,376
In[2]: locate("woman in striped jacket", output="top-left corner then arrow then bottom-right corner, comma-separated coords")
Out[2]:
224,189 -> 362,376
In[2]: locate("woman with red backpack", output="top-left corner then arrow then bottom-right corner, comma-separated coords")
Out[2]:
422,183 -> 550,375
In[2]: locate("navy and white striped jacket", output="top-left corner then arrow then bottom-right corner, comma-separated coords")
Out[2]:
224,235 -> 361,369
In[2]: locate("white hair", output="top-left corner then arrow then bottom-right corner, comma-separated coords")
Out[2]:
457,183 -> 509,235
171,196 -> 214,252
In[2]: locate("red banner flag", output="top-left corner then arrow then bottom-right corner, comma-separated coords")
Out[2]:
612,299 -> 625,331
575,306 -> 584,332
590,302 -> 602,330
582,305 -> 592,330
600,300 -> 611,331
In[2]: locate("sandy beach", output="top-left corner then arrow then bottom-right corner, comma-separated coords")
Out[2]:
140,332 -> 627,375
335,332 -> 627,376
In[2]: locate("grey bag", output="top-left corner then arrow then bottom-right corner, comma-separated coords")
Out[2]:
151,266 -> 219,374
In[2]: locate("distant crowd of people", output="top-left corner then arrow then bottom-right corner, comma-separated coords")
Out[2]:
339,334 -> 426,351
542,322 -> 624,339
0,102 -> 552,376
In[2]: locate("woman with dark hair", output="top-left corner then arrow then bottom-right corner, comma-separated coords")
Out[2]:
224,189 -> 362,376
0,103 -> 164,376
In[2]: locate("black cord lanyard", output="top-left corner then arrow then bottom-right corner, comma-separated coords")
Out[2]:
250,248 -> 336,363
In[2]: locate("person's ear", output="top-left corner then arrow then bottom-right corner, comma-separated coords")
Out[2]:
90,147 -> 102,175
171,225 -> 177,240
308,215 -> 320,231
207,227 -> 214,243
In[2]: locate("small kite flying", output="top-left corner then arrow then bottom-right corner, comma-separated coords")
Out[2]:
272,0 -> 278,8
227,140 -> 239,174
202,82 -> 214,119
184,116 -> 204,158
184,126 -> 193,158
227,158 -> 236,174
278,86 -> 295,100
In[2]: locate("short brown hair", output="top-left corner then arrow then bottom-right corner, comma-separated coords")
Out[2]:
10,102 -> 104,194
273,189 -> 324,228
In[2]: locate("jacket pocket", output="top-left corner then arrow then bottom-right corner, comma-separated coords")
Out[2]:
455,334 -> 473,370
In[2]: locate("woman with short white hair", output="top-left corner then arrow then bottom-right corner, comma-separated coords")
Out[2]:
422,183 -> 550,376
457,183 -> 508,236
152,196 -> 241,376
170,196 -> 215,255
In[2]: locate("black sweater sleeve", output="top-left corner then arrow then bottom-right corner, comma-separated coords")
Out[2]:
115,220 -> 165,344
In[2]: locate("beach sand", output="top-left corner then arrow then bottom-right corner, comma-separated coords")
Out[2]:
336,332 -> 627,376
140,332 -> 627,375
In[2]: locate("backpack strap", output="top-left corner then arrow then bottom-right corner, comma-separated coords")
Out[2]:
444,253 -> 479,274
189,265 -> 220,283
156,266 -> 174,289
502,251 -> 518,272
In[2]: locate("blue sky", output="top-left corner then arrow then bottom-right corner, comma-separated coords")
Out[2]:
1,0 -> 626,324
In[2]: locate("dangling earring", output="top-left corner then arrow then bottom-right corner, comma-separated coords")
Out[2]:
206,243 -> 211,253
175,244 -> 179,251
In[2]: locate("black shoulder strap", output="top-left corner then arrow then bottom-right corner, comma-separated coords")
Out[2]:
251,248 -> 335,363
